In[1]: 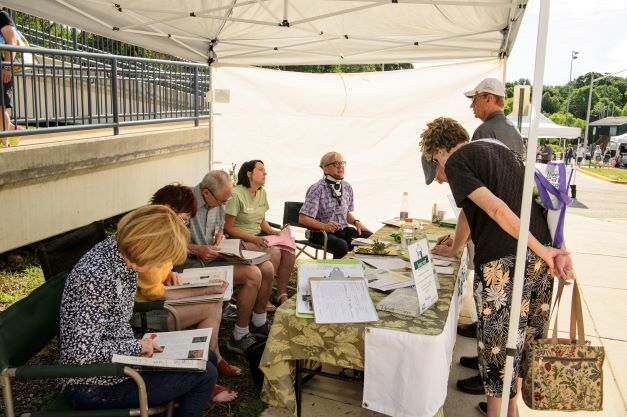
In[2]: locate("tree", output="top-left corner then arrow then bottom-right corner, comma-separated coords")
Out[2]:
542,92 -> 561,114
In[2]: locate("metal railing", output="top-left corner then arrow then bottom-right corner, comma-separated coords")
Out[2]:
0,44 -> 210,140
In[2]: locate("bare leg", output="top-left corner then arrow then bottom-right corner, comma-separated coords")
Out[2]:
1,107 -> 15,147
275,249 -> 295,302
486,378 -> 521,417
255,260 -> 274,313
232,264 -> 262,327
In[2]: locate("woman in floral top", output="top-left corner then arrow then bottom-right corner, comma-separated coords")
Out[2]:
421,117 -> 574,417
59,205 -> 217,416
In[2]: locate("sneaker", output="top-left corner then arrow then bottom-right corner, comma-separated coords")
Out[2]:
477,401 -> 487,416
226,332 -> 257,355
222,303 -> 238,321
250,320 -> 271,339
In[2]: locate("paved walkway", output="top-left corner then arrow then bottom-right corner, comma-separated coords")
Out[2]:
262,167 -> 627,417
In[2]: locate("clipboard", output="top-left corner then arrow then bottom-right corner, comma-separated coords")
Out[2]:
309,268 -> 379,324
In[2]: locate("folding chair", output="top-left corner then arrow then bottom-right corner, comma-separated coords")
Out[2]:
35,222 -> 179,333
0,273 -> 175,417
282,201 -> 328,260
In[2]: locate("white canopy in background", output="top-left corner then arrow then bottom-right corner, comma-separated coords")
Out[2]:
212,60 -> 501,227
506,112 -> 581,138
609,132 -> 627,151
5,0 -> 525,65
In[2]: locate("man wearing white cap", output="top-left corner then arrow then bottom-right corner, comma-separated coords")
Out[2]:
465,77 -> 524,157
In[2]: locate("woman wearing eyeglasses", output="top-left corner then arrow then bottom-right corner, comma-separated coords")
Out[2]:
224,160 -> 296,309
134,184 -> 241,399
298,151 -> 372,259
420,117 -> 574,417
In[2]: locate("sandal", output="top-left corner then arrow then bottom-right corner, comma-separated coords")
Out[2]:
217,357 -> 242,376
265,301 -> 277,313
211,384 -> 238,403
275,293 -> 289,305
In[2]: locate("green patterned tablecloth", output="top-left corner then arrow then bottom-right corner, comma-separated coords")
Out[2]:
259,223 -> 462,416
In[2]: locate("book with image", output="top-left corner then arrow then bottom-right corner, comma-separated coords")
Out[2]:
165,268 -> 227,290
163,266 -> 234,305
112,328 -> 212,371
217,239 -> 270,265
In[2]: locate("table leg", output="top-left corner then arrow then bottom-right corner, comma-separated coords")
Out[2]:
295,359 -> 302,417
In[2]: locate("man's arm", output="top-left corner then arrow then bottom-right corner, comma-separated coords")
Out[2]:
346,212 -> 370,234
298,213 -> 340,233
187,243 -> 221,262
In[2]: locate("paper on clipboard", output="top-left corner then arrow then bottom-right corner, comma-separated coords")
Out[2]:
296,260 -> 364,318
309,276 -> 378,324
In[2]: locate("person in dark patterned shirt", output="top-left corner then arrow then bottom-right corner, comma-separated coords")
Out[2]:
299,151 -> 372,258
419,117 -> 574,417
59,205 -> 218,416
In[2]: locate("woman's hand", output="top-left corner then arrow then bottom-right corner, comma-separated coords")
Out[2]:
252,236 -> 269,248
538,246 -> 570,277
139,336 -> 163,357
206,280 -> 229,295
164,271 -> 182,286
436,235 -> 454,247
432,243 -> 459,258
554,253 -> 575,283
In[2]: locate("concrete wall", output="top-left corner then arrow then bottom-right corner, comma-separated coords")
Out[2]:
0,126 -> 210,253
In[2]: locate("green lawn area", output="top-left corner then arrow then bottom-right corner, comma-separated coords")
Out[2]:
580,167 -> 627,182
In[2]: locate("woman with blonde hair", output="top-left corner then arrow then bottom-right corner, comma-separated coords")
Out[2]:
59,205 -> 229,415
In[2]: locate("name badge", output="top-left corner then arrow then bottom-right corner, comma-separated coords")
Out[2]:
333,206 -> 345,215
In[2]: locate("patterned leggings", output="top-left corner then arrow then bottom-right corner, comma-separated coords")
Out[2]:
474,250 -> 553,397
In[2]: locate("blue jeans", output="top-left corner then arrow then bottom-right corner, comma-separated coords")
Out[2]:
66,352 -> 218,417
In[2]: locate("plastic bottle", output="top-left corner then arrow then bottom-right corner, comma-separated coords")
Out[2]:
400,192 -> 409,220
401,218 -> 414,250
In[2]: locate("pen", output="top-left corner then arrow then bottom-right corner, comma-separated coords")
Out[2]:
441,234 -> 451,244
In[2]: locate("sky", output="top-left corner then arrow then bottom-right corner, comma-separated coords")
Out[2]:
506,0 -> 627,85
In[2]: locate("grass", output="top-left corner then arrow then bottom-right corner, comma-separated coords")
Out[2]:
579,167 -> 627,182
0,251 -> 45,310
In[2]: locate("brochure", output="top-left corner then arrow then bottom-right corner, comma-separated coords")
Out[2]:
112,328 -> 212,371
179,266 -> 234,301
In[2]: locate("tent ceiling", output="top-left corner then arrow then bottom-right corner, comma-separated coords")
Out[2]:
6,0 -> 527,65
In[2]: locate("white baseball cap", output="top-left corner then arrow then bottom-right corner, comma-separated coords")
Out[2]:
464,78 -> 506,98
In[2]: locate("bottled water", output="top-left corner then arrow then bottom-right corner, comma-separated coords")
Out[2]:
400,192 -> 409,220
401,218 -> 414,250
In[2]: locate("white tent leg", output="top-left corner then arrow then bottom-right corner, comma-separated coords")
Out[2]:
209,65 -> 214,171
499,0 -> 551,416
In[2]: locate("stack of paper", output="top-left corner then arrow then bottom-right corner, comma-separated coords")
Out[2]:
310,278 -> 379,324
366,269 -> 414,291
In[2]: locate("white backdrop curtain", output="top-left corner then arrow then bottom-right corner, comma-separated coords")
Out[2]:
212,59 -> 502,228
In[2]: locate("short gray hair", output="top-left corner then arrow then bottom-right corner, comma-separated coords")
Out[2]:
319,151 -> 342,168
199,170 -> 231,194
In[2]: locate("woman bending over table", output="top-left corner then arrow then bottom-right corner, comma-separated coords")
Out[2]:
224,160 -> 296,309
59,205 -> 220,416
420,117 -> 574,417
138,184 -> 242,384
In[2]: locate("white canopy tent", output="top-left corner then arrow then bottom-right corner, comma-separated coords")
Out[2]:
609,132 -> 627,152
5,0 -> 526,66
2,1 -> 555,417
507,112 -> 581,138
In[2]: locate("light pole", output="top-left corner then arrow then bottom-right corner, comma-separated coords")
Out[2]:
564,50 -> 578,127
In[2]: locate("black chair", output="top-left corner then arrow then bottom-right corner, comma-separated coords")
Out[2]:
36,222 -> 180,333
37,222 -> 107,281
282,202 -> 328,260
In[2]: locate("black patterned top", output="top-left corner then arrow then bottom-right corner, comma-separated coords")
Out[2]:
59,236 -> 141,387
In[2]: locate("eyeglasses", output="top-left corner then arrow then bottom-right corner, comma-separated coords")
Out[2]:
207,189 -> 231,206
324,161 -> 347,168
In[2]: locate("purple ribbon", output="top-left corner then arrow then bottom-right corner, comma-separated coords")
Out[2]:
534,161 -> 572,249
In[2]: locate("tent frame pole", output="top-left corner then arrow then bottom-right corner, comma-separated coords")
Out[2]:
499,0 -> 550,416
